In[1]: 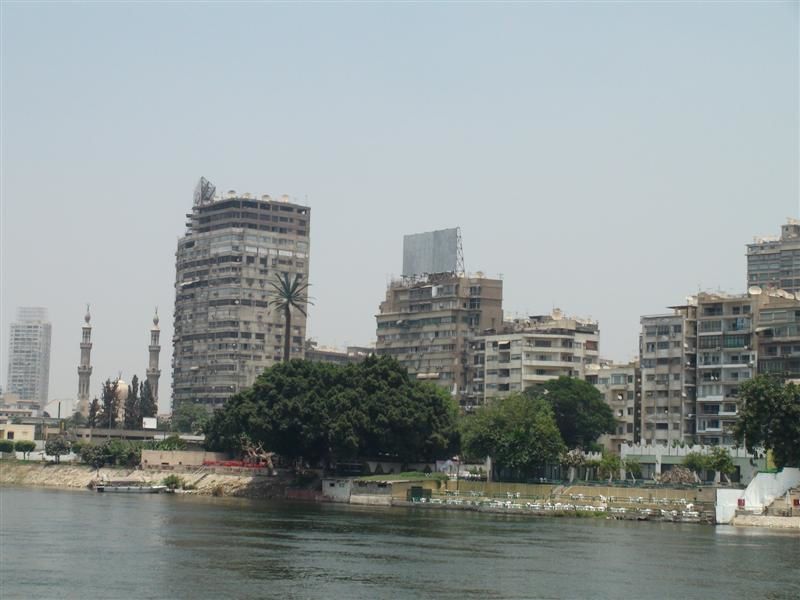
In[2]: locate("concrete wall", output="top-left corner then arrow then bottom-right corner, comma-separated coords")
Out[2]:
322,478 -> 352,503
349,494 -> 393,506
141,450 -> 228,467
715,468 -> 800,524
0,423 -> 35,441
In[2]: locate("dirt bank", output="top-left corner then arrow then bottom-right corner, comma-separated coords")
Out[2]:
0,461 -> 292,498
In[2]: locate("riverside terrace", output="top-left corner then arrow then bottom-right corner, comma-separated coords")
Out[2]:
328,478 -> 718,524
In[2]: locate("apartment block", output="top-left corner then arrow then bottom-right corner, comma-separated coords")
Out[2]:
468,310 -> 599,406
747,218 -> 800,292
754,289 -> 800,378
375,273 -> 502,405
639,305 -> 697,445
6,307 -> 52,405
586,360 -> 640,452
172,180 -> 310,411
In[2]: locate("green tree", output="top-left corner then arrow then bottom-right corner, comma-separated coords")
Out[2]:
45,437 -> 71,463
205,356 -> 458,467
461,393 -> 565,479
683,451 -> 709,481
123,374 -> 141,429
708,446 -> 735,484
140,380 -> 157,419
525,377 -> 615,449
65,411 -> 87,429
597,452 -> 622,483
88,398 -> 100,428
268,273 -> 313,362
80,444 -> 108,469
733,375 -> 800,468
560,448 -> 585,483
14,440 -> 36,459
623,457 -> 642,483
98,379 -> 120,429
0,439 -> 15,454
171,402 -> 210,434
157,434 -> 187,451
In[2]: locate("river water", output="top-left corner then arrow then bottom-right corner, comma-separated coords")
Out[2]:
1,487 -> 798,599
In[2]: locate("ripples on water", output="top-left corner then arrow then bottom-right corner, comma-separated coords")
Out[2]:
1,487 -> 798,599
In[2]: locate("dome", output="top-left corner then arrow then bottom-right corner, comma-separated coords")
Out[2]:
116,380 -> 129,402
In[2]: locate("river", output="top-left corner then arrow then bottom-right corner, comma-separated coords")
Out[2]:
1,487 -> 798,599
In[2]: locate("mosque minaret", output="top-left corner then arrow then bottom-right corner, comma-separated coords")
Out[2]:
146,308 -> 161,403
76,305 -> 93,417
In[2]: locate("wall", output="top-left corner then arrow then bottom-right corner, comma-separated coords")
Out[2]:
0,423 -> 36,441
715,468 -> 800,524
141,450 -> 228,467
322,478 -> 352,503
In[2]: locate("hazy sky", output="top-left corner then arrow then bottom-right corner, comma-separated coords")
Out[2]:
1,2 -> 798,413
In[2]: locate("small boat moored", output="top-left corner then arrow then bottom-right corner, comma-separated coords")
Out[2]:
95,480 -> 168,493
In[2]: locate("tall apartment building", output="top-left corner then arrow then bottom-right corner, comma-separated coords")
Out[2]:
639,305 -> 697,445
586,360 -> 640,452
172,179 -> 311,411
375,273 -> 502,405
747,218 -> 800,292
754,289 -> 800,378
468,310 -> 600,407
5,307 -> 52,405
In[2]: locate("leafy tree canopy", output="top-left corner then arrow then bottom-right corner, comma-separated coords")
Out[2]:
733,375 -> 800,468
204,356 -> 459,466
171,402 -> 210,434
525,376 -> 615,449
45,437 -> 71,463
14,440 -> 36,458
460,393 -> 565,475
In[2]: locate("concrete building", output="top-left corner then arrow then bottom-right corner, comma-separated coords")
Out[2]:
375,272 -> 503,405
747,218 -> 800,292
172,179 -> 311,411
76,306 -> 93,416
753,288 -> 800,378
304,340 -> 372,365
639,305 -> 697,445
586,360 -> 640,452
468,310 -> 600,407
6,307 -> 51,407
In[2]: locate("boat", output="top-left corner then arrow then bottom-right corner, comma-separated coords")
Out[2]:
95,480 -> 168,494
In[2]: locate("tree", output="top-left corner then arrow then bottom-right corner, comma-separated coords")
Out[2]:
597,452 -> 622,483
14,440 -> 36,459
560,449 -> 585,483
734,375 -> 800,468
708,446 -> 735,484
123,374 -> 141,429
88,398 -> 100,428
98,379 -> 120,429
140,380 -> 157,420
525,377 -> 615,449
171,402 -> 209,434
0,440 -> 15,454
65,411 -> 87,429
268,273 -> 313,362
461,394 -> 566,479
623,457 -> 642,483
205,356 -> 458,467
683,452 -> 709,482
45,437 -> 71,464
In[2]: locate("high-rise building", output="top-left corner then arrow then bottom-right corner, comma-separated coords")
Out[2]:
172,179 -> 311,411
468,310 -> 599,407
747,218 -> 800,292
639,305 -> 697,445
76,305 -> 93,416
6,307 -> 52,405
376,273 -> 503,405
586,360 -> 640,452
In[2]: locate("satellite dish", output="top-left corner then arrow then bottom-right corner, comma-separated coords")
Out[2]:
747,286 -> 762,295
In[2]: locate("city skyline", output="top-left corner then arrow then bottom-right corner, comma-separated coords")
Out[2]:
1,3 -> 797,410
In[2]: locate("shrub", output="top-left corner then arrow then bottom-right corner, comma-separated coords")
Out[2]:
162,474 -> 186,490
14,440 -> 36,459
44,437 -> 71,463
0,440 -> 15,454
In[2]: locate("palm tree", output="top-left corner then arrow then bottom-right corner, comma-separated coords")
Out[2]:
268,273 -> 313,362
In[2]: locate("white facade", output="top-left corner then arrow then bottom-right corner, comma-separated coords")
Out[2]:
6,307 -> 51,405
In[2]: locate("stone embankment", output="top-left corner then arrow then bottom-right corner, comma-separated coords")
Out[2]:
0,461 -> 290,498
732,515 -> 800,529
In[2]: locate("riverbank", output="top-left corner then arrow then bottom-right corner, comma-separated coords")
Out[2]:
0,461 -> 291,498
732,514 -> 800,529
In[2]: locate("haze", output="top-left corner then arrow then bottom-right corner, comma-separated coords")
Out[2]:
1,2 -> 798,413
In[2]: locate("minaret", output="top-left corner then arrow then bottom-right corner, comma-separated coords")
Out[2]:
77,305 -> 93,416
146,308 -> 161,404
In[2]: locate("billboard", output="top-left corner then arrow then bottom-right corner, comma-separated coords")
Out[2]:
402,228 -> 459,277
142,417 -> 157,430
